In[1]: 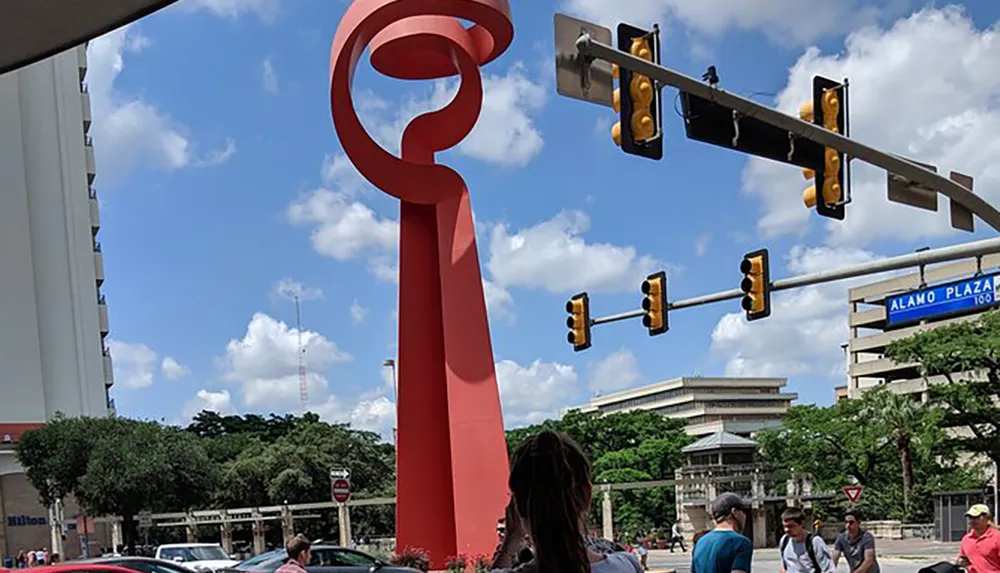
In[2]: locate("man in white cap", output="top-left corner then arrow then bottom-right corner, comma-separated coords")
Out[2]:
958,504 -> 1000,573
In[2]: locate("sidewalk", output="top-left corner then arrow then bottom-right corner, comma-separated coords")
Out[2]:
646,538 -> 960,563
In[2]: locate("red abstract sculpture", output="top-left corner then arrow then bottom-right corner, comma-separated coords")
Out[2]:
329,0 -> 513,566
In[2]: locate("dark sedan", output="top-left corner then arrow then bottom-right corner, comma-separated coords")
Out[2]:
221,546 -> 417,573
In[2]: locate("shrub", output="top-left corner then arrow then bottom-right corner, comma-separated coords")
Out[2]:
390,547 -> 431,572
445,554 -> 469,573
472,554 -> 490,573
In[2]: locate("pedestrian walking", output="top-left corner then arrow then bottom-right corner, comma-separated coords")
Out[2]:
490,430 -> 643,573
958,504 -> 1000,573
691,493 -> 753,573
779,507 -> 835,573
669,522 -> 687,553
275,534 -> 312,573
833,511 -> 879,573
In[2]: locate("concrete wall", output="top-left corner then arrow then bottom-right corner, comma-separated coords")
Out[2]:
0,43 -> 109,424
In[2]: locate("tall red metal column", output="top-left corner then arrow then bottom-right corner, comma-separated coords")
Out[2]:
329,1 -> 514,566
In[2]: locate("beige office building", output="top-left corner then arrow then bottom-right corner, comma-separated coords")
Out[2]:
847,253 -> 1000,399
577,376 -> 797,437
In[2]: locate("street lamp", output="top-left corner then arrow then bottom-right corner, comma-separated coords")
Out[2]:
383,359 -> 397,445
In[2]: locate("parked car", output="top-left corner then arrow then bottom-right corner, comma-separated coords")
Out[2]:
221,545 -> 416,573
155,543 -> 241,572
2,565 -> 140,573
78,556 -> 204,573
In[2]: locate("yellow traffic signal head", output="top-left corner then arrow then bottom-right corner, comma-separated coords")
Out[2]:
822,88 -> 840,130
565,293 -> 592,351
640,271 -> 669,336
614,23 -> 663,161
739,250 -> 771,321
611,121 -> 622,146
798,100 -> 814,123
630,37 -> 652,61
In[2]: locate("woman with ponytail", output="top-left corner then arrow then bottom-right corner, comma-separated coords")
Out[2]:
490,431 -> 643,573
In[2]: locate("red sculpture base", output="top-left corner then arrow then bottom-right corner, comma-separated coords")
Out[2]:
329,0 -> 515,566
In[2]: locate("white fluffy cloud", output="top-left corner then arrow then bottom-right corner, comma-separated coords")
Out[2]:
212,313 -> 399,439
220,313 -> 352,409
483,279 -> 515,324
161,356 -> 190,380
496,359 -> 579,427
358,62 -> 546,167
349,300 -> 369,325
180,0 -> 281,22
272,278 -> 324,302
313,395 -> 396,442
487,211 -> 664,293
262,58 -> 278,93
563,0 -> 905,45
181,389 -> 233,421
107,340 -> 158,389
589,348 -> 642,393
710,244 -> 893,379
86,26 -> 234,184
745,7 -> 1000,247
287,153 -> 400,280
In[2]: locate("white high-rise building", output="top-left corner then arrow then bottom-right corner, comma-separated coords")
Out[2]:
0,43 -> 112,446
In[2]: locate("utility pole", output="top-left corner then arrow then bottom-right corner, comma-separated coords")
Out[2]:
294,295 -> 308,412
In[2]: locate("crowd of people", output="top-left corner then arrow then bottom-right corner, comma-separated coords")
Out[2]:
270,429 -> 997,573
9,548 -> 57,568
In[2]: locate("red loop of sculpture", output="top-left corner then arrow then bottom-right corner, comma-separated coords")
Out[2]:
330,0 -> 514,567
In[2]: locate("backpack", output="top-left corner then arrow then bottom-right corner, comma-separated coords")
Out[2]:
780,533 -> 821,573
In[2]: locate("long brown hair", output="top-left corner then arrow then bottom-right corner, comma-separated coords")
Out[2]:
509,431 -> 591,573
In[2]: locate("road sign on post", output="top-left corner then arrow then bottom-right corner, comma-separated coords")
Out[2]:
138,511 -> 153,529
554,14 -> 614,107
844,485 -> 863,504
332,478 -> 351,504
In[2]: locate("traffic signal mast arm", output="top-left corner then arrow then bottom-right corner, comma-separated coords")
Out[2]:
586,236 -> 1000,329
574,33 -> 1000,232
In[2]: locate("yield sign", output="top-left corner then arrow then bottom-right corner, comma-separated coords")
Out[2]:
844,485 -> 863,504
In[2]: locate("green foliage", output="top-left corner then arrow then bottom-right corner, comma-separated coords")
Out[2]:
886,310 -> 1000,462
756,386 -> 979,522
390,547 -> 431,572
508,409 -> 693,534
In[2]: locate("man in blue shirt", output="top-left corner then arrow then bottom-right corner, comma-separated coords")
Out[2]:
692,493 -> 754,573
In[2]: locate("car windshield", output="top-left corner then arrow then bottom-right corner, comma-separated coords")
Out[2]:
160,546 -> 230,562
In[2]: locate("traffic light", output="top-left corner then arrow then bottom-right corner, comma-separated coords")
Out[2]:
566,293 -> 592,352
641,271 -> 668,336
610,24 -> 662,160
739,249 -> 771,321
801,76 -> 848,220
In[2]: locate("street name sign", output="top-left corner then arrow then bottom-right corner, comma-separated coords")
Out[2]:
844,486 -> 863,504
886,271 -> 1000,327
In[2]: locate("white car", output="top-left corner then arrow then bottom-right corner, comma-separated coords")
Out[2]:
155,543 -> 241,572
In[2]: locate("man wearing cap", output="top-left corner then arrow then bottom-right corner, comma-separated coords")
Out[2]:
692,493 -> 753,573
958,504 -> 1000,573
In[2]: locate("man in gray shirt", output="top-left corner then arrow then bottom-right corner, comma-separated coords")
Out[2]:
833,512 -> 880,573
779,507 -> 835,573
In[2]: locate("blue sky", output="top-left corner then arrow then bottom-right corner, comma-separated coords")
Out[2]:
93,0 -> 1000,438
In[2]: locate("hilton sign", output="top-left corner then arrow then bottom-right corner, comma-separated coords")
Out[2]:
7,515 -> 48,527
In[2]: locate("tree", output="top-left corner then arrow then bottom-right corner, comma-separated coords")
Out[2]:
860,387 -> 937,518
508,410 -> 693,533
756,390 -> 976,522
17,415 -> 117,506
75,419 -> 215,552
886,310 -> 1000,486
